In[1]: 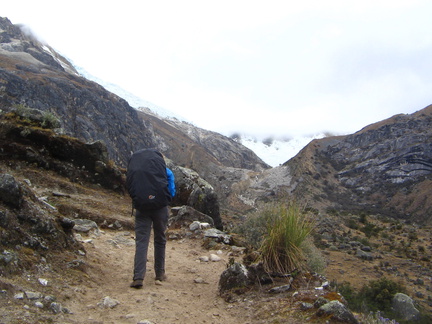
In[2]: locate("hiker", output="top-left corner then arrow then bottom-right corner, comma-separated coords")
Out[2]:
126,148 -> 176,289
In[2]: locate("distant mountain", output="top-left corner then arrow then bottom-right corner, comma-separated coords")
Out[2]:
233,106 -> 432,224
71,56 -> 320,167
77,69 -> 322,167
286,106 -> 432,224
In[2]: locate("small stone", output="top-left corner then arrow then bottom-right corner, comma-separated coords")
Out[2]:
316,300 -> 358,323
194,277 -> 207,284
269,283 -> 292,294
35,301 -> 44,308
199,256 -> 209,262
210,254 -> 221,262
44,295 -> 56,302
300,302 -> 314,311
62,307 -> 72,314
99,296 -> 119,309
14,292 -> 24,300
200,222 -> 211,229
50,302 -> 63,314
314,297 -> 329,308
25,291 -> 42,300
189,221 -> 201,231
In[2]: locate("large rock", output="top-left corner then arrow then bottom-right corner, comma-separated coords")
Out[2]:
169,205 -> 215,229
219,262 -> 250,294
170,165 -> 223,230
316,300 -> 359,324
392,293 -> 420,321
0,174 -> 22,208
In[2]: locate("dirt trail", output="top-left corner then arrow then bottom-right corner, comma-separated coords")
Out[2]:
63,230 -> 251,324
0,167 -> 254,324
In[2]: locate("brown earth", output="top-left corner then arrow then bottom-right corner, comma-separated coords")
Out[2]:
0,165 -> 301,324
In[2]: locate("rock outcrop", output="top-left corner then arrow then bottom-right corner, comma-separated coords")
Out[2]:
226,105 -> 432,224
0,17 -> 155,167
286,105 -> 432,224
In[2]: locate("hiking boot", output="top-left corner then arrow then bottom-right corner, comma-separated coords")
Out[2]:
155,274 -> 167,281
155,280 -> 163,286
130,279 -> 143,289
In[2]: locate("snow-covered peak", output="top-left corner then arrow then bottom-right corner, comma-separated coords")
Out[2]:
73,64 -> 325,168
239,134 -> 326,167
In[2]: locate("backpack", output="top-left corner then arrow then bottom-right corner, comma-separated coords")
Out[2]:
126,149 -> 171,212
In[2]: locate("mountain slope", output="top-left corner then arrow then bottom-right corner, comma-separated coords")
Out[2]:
0,17 -> 156,167
0,17 -> 267,173
286,105 -> 432,224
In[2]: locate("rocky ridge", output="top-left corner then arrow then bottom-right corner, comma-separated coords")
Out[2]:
0,18 -> 156,167
286,105 -> 432,225
221,105 -> 432,226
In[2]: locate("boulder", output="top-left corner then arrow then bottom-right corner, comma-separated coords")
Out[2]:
0,174 -> 22,208
204,228 -> 232,244
356,249 -> 373,261
219,262 -> 250,294
73,219 -> 99,234
170,165 -> 223,230
392,293 -> 420,321
169,205 -> 215,229
316,300 -> 359,324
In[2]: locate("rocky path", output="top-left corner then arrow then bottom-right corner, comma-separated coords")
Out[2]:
61,229 -> 252,324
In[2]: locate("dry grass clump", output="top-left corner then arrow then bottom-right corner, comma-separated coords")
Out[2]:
259,202 -> 315,274
234,202 -> 318,274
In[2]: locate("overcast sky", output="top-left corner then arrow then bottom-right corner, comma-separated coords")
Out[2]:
3,0 -> 432,138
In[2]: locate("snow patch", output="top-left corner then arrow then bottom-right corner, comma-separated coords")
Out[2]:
240,134 -> 325,167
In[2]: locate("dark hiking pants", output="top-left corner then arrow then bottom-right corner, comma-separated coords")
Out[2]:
133,206 -> 169,281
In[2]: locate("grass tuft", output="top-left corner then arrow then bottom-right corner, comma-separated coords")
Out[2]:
258,202 -> 315,274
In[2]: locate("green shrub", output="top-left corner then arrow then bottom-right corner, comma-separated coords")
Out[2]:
359,277 -> 405,312
361,222 -> 381,238
346,218 -> 359,230
41,111 -> 61,129
12,104 -> 60,129
337,281 -> 360,307
259,202 -> 314,274
338,277 -> 405,316
301,237 -> 326,274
